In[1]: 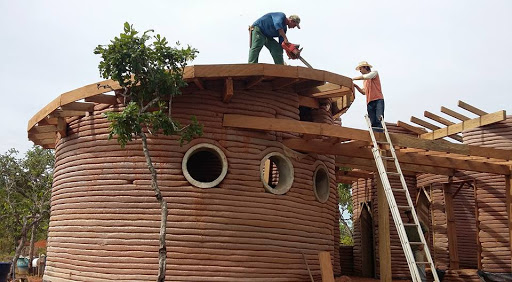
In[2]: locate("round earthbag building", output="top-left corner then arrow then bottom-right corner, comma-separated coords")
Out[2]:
28,64 -> 355,281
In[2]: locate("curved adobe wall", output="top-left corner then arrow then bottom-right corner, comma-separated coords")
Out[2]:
44,85 -> 339,281
462,116 -> 512,273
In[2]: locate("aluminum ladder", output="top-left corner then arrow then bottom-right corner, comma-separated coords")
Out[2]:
365,115 -> 439,282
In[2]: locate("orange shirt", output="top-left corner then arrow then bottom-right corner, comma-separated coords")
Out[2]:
363,72 -> 384,104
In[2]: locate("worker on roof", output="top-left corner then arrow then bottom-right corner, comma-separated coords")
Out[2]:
353,61 -> 385,132
248,13 -> 300,65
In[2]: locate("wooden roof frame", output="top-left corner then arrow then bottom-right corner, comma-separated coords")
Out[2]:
27,64 -> 354,148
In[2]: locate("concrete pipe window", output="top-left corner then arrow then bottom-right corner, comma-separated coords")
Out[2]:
182,143 -> 228,188
260,152 -> 294,195
313,163 -> 330,203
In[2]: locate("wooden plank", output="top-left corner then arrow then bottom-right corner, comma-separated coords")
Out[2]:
444,183 -> 460,269
223,78 -> 234,103
28,132 -> 56,140
397,120 -> 426,135
421,110 -> 506,140
85,94 -> 118,105
458,100 -> 487,116
424,111 -> 455,126
272,78 -> 300,90
298,96 -> 319,109
284,138 -> 509,174
336,170 -> 373,180
29,125 -> 57,134
318,251 -> 335,282
441,106 -> 470,121
337,176 -> 359,184
61,101 -> 95,112
310,88 -> 352,99
224,114 -> 512,162
245,76 -> 264,89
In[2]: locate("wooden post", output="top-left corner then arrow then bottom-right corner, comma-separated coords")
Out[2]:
318,251 -> 335,282
506,173 -> 512,272
377,149 -> 392,281
443,182 -> 460,269
474,179 -> 482,270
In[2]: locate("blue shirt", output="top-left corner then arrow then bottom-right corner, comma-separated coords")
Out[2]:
253,12 -> 287,44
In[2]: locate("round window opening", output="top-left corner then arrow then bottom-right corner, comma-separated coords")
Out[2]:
260,152 -> 294,195
313,164 -> 330,203
182,143 -> 228,188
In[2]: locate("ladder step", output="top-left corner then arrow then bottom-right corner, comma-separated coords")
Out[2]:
415,261 -> 430,265
409,242 -> 424,246
376,140 -> 389,144
392,188 -> 406,192
381,156 -> 395,161
386,172 -> 401,176
396,205 -> 412,210
403,223 -> 417,227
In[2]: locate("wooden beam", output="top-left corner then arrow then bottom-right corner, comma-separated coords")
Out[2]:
411,116 -> 462,142
49,109 -> 87,118
298,96 -> 319,109
223,114 -> 512,162
441,106 -> 470,121
29,125 -> 57,134
424,111 -> 455,126
272,78 -> 300,90
397,120 -> 425,135
223,77 -> 234,103
28,132 -> 56,140
318,251 -> 335,282
245,76 -> 264,89
458,100 -> 487,116
444,183 -> 460,269
193,78 -> 205,90
61,101 -> 95,112
85,94 -> 118,105
57,117 -> 67,137
421,110 -> 506,140
336,170 -> 373,180
337,176 -> 359,184
283,138 -> 509,175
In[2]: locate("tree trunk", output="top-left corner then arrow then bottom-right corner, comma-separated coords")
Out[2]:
10,219 -> 29,279
28,225 -> 36,275
140,131 -> 168,282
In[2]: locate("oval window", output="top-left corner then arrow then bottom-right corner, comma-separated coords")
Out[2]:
182,143 -> 228,188
260,152 -> 294,195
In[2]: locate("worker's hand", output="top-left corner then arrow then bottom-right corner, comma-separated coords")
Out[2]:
283,38 -> 289,44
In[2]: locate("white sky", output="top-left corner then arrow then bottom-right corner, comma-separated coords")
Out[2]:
1,0 -> 511,154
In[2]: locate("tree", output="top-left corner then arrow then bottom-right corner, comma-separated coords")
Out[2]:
94,22 -> 202,282
338,183 -> 354,245
0,147 -> 54,277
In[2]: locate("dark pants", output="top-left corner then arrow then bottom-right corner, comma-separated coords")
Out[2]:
367,99 -> 385,132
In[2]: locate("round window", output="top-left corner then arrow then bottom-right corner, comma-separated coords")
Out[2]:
313,163 -> 330,203
182,143 -> 228,188
260,152 -> 294,195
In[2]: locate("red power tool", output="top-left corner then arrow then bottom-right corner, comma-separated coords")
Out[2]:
281,42 -> 313,68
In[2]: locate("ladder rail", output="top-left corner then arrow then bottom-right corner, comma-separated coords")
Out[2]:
365,115 -> 439,282
381,120 -> 439,281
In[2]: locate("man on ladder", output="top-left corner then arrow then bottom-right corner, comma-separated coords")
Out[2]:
353,61 -> 385,132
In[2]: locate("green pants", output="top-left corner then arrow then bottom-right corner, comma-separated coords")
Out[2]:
248,26 -> 284,65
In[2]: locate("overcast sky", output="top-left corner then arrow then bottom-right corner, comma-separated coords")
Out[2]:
1,0 -> 511,154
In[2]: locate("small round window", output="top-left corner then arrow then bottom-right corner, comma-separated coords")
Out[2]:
260,152 -> 294,195
313,163 -> 330,203
182,143 -> 228,188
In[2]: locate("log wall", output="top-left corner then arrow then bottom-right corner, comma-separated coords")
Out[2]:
43,87 -> 340,282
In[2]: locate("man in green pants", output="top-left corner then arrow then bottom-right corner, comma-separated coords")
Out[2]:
248,13 -> 301,65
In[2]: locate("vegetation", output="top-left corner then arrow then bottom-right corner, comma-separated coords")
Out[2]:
338,183 -> 354,245
94,22 -> 202,282
0,147 -> 54,276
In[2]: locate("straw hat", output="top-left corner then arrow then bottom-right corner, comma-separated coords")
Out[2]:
355,61 -> 373,71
